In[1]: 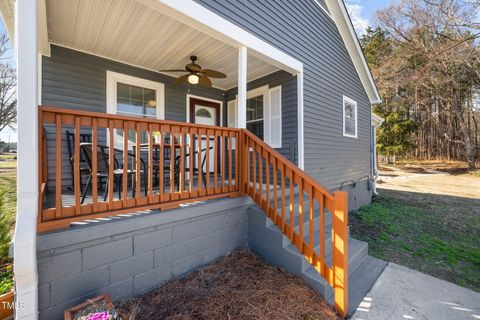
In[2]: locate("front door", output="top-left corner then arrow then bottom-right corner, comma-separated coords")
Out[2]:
189,97 -> 221,173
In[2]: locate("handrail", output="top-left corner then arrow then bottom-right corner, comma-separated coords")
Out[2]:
241,129 -> 349,316
37,105 -> 348,316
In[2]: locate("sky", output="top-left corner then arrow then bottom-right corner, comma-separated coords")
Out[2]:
0,19 -> 16,144
345,0 -> 396,36
0,0 -> 395,144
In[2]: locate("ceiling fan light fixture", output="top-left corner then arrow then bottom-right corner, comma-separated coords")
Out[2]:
188,74 -> 199,84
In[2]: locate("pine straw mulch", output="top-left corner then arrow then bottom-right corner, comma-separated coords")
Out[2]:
116,249 -> 340,320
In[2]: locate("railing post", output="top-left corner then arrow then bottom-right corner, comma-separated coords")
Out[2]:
239,130 -> 247,194
333,191 -> 349,317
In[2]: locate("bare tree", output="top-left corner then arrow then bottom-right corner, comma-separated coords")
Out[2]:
367,0 -> 480,169
0,33 -> 16,133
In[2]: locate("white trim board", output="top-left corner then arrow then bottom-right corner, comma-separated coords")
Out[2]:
14,0 -> 40,319
186,93 -> 223,126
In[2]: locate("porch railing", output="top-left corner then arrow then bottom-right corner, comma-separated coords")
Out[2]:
37,105 -> 348,316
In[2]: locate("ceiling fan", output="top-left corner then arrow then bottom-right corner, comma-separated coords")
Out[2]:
158,55 -> 227,87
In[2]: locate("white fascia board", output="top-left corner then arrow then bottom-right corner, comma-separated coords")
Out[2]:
325,0 -> 382,105
137,0 -> 303,75
38,0 -> 50,56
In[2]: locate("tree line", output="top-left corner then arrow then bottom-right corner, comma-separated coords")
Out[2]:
361,0 -> 480,169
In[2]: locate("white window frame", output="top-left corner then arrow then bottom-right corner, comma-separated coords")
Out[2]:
106,70 -> 165,119
246,85 -> 269,140
343,95 -> 358,138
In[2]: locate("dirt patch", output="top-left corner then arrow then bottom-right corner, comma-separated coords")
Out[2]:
117,249 -> 339,320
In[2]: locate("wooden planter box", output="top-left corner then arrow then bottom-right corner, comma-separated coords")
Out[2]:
64,293 -> 113,320
0,290 -> 14,320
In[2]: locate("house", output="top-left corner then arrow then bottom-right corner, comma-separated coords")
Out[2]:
2,0 -> 384,319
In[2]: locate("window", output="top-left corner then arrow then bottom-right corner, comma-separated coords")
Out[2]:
107,71 -> 165,119
343,96 -> 357,138
116,83 -> 157,118
227,85 -> 282,148
246,94 -> 264,139
106,71 -> 165,147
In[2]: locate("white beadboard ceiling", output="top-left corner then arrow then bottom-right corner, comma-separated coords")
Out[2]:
45,0 -> 280,89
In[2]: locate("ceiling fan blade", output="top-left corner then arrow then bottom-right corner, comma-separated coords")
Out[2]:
175,74 -> 189,85
199,69 -> 227,78
158,69 -> 187,72
198,75 -> 212,87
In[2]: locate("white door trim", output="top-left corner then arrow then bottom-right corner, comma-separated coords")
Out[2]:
185,94 -> 223,126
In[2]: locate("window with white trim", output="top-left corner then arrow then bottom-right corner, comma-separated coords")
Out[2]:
106,71 -> 165,147
228,85 -> 282,148
246,94 -> 264,140
343,96 -> 357,138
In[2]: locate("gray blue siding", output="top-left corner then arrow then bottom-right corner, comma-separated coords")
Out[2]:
194,0 -> 373,194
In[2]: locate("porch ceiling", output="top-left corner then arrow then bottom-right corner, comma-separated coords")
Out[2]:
45,0 -> 280,90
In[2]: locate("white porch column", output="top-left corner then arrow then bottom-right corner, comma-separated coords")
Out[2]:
237,46 -> 247,129
14,0 -> 39,318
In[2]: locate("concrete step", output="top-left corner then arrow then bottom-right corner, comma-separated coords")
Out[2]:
330,256 -> 387,316
248,204 -> 373,309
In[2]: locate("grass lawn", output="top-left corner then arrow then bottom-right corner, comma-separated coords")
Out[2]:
351,187 -> 480,292
0,157 -> 16,294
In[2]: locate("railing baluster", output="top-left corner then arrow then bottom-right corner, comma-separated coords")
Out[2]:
235,132 -> 239,189
281,164 -> 286,232
214,130 -> 219,193
298,178 -> 304,251
206,130 -> 211,194
246,136 -> 251,195
308,184 -> 314,262
55,114 -> 62,218
180,127 -> 186,196
189,131 -> 194,195
159,126 -> 165,199
320,194 -> 325,275
74,117 -> 81,214
289,169 -> 295,241
170,125 -> 175,196
123,122 -> 128,206
135,123 -> 141,200
148,124 -> 154,201
108,120 -> 114,207
221,131 -> 226,192
228,132 -> 233,191
197,130 -> 203,194
92,119 -> 98,212
258,144 -> 263,208
252,140 -> 257,201
265,151 -> 270,217
273,157 -> 278,224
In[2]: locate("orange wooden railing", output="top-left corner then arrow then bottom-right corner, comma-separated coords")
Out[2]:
240,130 -> 349,316
38,106 -> 241,232
37,105 -> 348,315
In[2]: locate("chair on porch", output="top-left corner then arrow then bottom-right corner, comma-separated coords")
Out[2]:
79,143 -> 147,203
171,146 -> 212,191
66,130 -> 92,191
